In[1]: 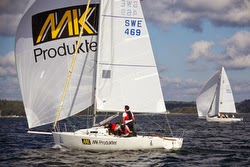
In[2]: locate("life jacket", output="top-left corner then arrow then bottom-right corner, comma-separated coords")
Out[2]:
110,123 -> 117,131
124,111 -> 132,121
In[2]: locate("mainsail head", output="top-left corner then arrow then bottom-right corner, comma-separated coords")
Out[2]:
15,0 -> 99,128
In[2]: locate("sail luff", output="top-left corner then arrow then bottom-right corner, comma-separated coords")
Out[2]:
93,0 -> 105,126
217,68 -> 223,115
214,81 -> 220,115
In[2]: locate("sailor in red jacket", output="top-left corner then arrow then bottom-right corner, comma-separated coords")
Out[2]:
105,122 -> 120,135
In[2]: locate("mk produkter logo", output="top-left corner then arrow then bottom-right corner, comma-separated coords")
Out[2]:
32,4 -> 99,45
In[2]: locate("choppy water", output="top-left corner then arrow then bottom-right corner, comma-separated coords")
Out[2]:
1,114 -> 250,167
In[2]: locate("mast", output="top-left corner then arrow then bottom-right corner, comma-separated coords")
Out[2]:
218,67 -> 223,115
53,0 -> 92,130
93,0 -> 103,126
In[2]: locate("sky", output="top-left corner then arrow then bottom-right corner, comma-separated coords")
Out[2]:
0,0 -> 250,102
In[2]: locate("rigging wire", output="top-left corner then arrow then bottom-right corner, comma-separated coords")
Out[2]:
164,114 -> 174,137
141,114 -> 172,136
65,105 -> 94,131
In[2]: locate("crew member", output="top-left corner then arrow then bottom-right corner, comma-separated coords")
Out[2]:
122,105 -> 136,131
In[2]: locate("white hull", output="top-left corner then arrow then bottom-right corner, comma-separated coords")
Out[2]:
206,116 -> 243,122
52,127 -> 183,151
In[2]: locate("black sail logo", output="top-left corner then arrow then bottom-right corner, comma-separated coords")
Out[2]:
32,4 -> 99,45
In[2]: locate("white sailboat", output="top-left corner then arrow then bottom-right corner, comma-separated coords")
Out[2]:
15,0 -> 183,151
196,67 -> 243,122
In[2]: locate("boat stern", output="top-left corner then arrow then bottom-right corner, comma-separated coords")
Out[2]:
163,137 -> 183,150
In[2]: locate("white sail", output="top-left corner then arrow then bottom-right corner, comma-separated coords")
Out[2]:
218,67 -> 237,114
207,86 -> 220,117
96,0 -> 166,113
196,67 -> 237,118
196,70 -> 220,117
15,0 -> 100,128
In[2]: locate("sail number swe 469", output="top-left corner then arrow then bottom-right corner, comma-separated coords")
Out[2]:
124,19 -> 142,36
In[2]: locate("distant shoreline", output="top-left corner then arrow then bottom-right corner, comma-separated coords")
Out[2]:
0,99 -> 249,117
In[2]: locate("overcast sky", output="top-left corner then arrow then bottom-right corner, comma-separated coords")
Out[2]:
1,0 -> 250,102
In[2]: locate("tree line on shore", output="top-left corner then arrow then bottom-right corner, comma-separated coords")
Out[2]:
0,99 -> 249,117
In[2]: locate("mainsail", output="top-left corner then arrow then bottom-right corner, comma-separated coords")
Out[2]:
96,0 -> 166,113
218,67 -> 237,114
15,0 -> 100,128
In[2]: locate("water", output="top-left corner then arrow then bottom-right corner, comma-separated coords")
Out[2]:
1,114 -> 250,167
